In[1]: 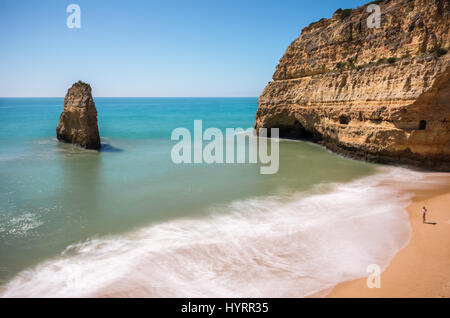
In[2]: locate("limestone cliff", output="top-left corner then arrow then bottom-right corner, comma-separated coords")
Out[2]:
56,81 -> 101,150
254,0 -> 450,171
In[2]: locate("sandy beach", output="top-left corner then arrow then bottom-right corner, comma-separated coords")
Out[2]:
329,176 -> 450,298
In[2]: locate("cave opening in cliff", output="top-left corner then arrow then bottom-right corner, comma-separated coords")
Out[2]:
339,115 -> 350,125
272,121 -> 315,140
419,120 -> 427,130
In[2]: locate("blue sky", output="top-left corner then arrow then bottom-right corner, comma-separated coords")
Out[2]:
0,0 -> 369,97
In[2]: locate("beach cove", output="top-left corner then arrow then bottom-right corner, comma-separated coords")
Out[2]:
2,97 -> 446,297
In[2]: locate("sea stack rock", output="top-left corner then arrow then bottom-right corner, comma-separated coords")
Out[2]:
254,0 -> 449,171
56,81 -> 101,150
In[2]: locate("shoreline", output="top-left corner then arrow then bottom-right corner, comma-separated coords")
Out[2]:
328,174 -> 450,298
1,167 -> 448,297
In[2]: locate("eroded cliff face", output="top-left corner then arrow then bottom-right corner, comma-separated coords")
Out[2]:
255,0 -> 450,170
56,81 -> 101,150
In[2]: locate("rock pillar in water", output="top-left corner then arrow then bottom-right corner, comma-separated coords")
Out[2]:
56,81 -> 101,150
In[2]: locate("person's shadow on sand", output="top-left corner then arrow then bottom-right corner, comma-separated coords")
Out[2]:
424,222 -> 437,225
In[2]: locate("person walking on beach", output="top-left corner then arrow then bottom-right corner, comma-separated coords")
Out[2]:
422,206 -> 427,224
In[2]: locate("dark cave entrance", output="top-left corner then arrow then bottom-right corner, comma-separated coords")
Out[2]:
270,121 -> 316,140
339,115 -> 350,125
419,120 -> 427,130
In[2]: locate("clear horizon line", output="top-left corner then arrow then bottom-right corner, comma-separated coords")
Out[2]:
0,96 -> 259,98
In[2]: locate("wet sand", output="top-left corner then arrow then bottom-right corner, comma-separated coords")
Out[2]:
328,176 -> 450,298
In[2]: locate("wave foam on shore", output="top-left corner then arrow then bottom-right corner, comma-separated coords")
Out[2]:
2,168 -> 445,298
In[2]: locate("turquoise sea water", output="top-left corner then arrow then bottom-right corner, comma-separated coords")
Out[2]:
0,98 -> 416,297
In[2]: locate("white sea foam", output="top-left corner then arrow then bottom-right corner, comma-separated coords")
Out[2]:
0,168 -> 444,298
36,138 -> 57,145
0,213 -> 43,237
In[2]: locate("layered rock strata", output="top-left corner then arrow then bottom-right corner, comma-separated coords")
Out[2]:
254,0 -> 450,171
